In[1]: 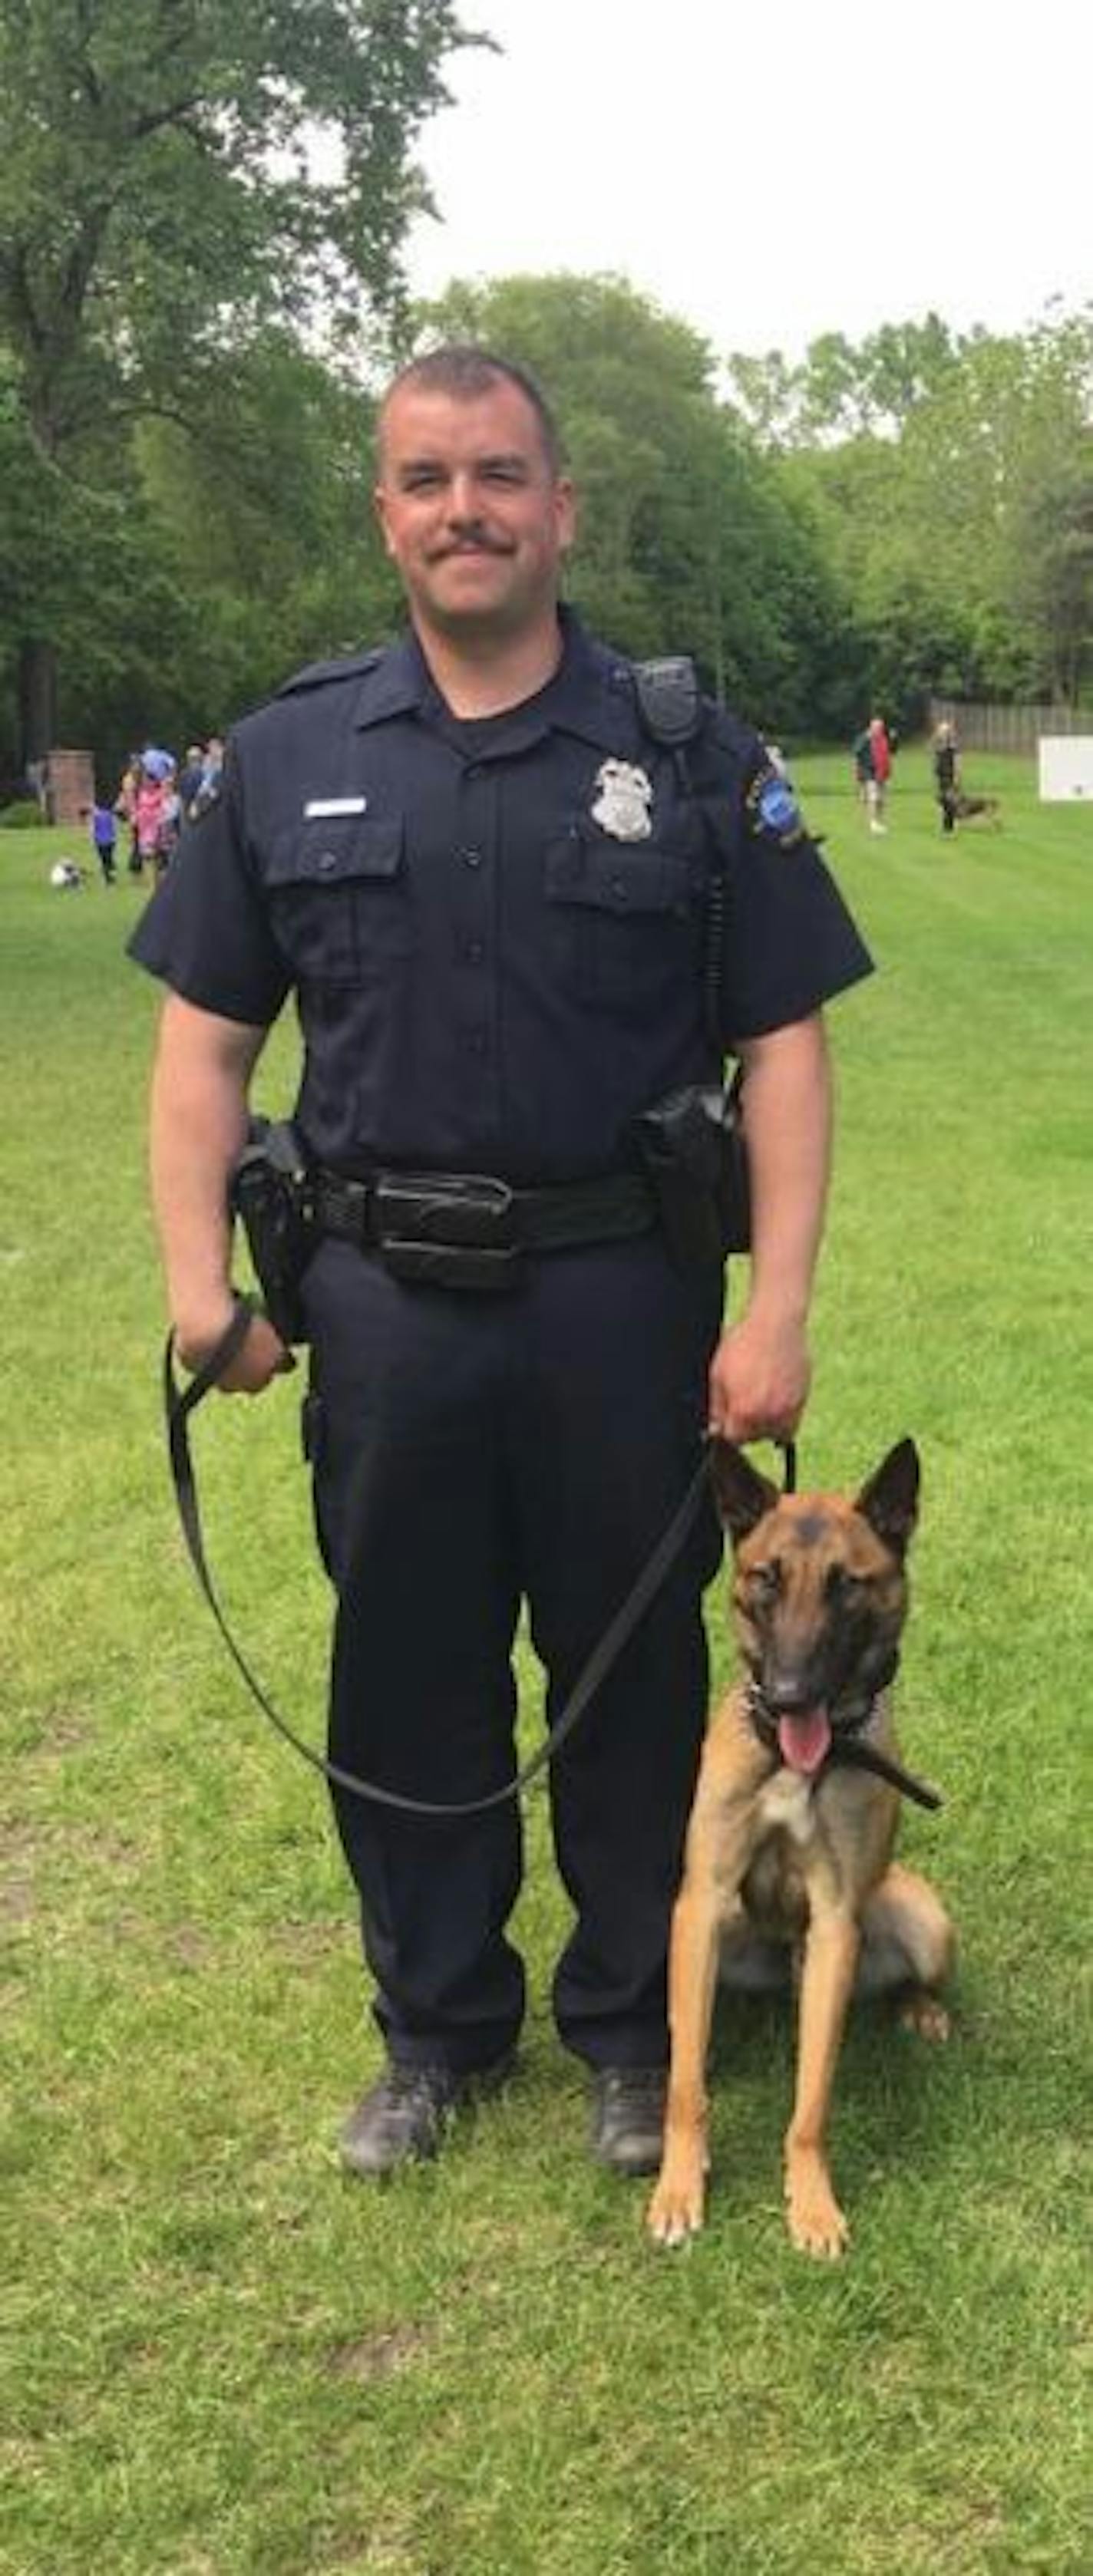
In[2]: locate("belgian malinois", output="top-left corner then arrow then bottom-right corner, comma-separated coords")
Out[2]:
647,1438 -> 953,2261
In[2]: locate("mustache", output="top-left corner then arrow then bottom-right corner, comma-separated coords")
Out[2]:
429,529 -> 514,559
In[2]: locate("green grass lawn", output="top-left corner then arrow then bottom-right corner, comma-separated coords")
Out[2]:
2,753 -> 1091,2574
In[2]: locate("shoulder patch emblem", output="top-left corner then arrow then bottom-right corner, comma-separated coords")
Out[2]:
746,766 -> 806,848
591,759 -> 653,842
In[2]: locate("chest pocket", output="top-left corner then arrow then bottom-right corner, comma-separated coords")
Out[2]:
266,816 -> 412,985
545,828 -> 701,1015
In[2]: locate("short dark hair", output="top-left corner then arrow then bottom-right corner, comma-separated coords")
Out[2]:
377,344 -> 564,475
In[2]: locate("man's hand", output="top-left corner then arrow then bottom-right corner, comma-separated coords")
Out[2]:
177,1304 -> 293,1394
707,1311 -> 811,1445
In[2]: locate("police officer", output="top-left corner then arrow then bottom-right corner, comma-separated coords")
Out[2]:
131,346 -> 872,2182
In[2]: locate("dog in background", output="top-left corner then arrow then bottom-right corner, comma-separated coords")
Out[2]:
647,1438 -> 953,2261
942,787 -> 1002,830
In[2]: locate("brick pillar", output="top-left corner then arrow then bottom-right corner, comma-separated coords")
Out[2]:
44,748 -> 96,826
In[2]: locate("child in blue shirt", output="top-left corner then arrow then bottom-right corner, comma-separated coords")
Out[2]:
87,800 -> 117,885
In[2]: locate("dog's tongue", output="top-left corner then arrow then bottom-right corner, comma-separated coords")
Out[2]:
777,1707 -> 831,1776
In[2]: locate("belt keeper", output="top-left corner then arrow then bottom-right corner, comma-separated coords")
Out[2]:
322,1176 -> 373,1244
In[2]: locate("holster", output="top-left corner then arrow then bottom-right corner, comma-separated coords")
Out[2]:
229,1118 -> 315,1345
634,1074 -> 751,1270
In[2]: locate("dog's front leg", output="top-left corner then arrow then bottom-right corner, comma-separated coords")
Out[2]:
646,1872 -> 727,2246
646,1767 -> 761,2248
784,1907 -> 860,2259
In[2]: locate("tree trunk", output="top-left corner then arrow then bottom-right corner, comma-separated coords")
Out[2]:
18,638 -> 58,778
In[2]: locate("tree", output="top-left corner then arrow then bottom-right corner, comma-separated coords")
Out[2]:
735,307 -> 1093,721
728,314 -> 961,447
124,337 -> 398,760
0,0 -> 481,767
997,313 -> 1093,701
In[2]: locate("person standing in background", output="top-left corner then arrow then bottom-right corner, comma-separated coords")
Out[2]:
866,714 -> 891,834
933,720 -> 959,833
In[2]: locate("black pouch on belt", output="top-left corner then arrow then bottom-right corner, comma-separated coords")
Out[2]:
229,1117 -> 315,1344
375,1172 -> 523,1291
633,1072 -> 751,1270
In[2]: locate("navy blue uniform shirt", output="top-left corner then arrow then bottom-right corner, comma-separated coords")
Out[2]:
129,612 -> 872,1183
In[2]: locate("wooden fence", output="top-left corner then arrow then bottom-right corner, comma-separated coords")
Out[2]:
928,699 -> 1092,755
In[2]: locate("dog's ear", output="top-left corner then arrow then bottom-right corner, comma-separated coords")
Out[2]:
856,1438 -> 920,1559
708,1440 -> 780,1542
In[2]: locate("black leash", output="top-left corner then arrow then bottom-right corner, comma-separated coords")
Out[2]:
165,1316 -> 936,1818
166,1300 -> 794,1819
831,1737 -> 943,1810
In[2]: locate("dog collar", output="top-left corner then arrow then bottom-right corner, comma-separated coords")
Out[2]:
744,1681 -> 943,1812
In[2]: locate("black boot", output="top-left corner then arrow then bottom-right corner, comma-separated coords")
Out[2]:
589,2067 -> 667,2175
339,2056 -> 513,2178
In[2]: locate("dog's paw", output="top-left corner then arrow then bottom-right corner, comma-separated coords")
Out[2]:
784,2154 -> 850,2261
899,1992 -> 950,2043
646,2160 -> 707,2248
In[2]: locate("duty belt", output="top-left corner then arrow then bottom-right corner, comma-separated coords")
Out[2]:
312,1166 -> 656,1290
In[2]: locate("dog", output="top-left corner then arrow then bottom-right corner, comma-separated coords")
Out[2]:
944,789 -> 1002,830
646,1438 -> 953,2261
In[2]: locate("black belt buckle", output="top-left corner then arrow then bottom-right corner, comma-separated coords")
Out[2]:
375,1172 -> 523,1291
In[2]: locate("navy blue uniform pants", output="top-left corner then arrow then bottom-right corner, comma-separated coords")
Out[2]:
302,1232 -> 723,2074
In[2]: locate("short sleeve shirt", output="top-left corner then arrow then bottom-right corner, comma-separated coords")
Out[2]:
129,612 -> 872,1184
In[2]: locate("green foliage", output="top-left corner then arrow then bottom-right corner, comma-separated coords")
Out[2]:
0,0 -> 482,765
3,0 -> 1092,777
728,312 -> 963,444
752,308 -> 1093,720
0,797 -> 41,825
0,0 -> 481,438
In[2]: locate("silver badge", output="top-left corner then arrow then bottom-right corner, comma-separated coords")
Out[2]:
590,759 -> 654,841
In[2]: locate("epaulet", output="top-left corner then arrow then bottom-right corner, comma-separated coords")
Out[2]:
276,648 -> 385,700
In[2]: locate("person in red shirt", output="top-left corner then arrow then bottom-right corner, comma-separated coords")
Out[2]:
867,714 -> 892,834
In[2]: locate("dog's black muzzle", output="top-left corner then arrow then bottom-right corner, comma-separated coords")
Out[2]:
745,1640 -> 901,1746
749,1608 -> 901,1737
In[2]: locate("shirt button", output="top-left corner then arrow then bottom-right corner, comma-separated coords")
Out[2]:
318,850 -> 338,875
466,1028 -> 489,1056
610,876 -> 626,900
461,846 -> 483,869
464,938 -> 485,965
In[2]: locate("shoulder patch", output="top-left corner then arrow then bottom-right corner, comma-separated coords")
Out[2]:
276,648 -> 384,699
745,764 -> 807,848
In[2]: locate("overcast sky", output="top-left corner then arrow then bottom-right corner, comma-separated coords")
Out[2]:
404,0 -> 1091,364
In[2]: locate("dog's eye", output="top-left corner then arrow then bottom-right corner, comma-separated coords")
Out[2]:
825,1565 -> 865,1603
749,1560 -> 781,1601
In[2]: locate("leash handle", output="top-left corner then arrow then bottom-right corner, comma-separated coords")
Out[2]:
163,1327 -> 714,1819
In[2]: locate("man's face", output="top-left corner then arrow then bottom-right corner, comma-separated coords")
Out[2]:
374,378 -> 575,645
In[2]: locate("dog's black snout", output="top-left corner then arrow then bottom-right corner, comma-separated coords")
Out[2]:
764,1671 -> 817,1717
